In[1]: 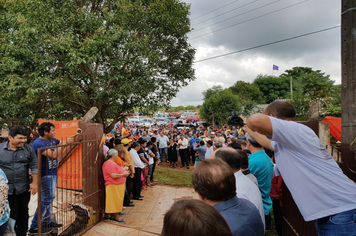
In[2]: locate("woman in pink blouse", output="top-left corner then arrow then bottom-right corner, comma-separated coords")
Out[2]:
102,149 -> 130,223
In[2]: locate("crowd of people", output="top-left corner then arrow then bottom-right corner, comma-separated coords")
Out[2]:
0,101 -> 356,236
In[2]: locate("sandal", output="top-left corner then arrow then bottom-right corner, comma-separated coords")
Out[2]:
110,218 -> 126,224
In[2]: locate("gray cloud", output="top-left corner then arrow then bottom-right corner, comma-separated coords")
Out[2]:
172,0 -> 341,106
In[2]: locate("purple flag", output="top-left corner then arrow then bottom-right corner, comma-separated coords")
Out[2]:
273,65 -> 279,70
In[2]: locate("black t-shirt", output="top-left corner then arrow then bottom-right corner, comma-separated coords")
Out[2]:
138,148 -> 149,161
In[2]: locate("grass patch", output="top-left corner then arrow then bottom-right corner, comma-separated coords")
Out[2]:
154,166 -> 192,187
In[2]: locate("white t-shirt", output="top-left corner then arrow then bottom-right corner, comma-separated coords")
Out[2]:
157,135 -> 169,148
270,116 -> 356,221
129,149 -> 145,169
235,171 -> 265,228
145,148 -> 154,165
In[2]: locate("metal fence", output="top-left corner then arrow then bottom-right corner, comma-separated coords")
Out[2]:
33,136 -> 104,236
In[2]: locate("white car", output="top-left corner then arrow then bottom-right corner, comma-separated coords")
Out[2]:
140,118 -> 154,127
154,118 -> 170,125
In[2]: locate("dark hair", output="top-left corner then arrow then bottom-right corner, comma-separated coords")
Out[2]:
161,199 -> 232,236
131,142 -> 140,149
227,142 -> 241,150
214,147 -> 241,170
139,139 -> 147,145
114,138 -> 122,145
206,140 -> 213,146
150,137 -> 157,143
245,133 -> 262,148
9,127 -> 28,138
192,159 -> 236,201
231,137 -> 238,143
239,150 -> 250,169
147,141 -> 153,147
235,139 -> 247,147
199,140 -> 205,146
265,100 -> 296,119
38,122 -> 55,137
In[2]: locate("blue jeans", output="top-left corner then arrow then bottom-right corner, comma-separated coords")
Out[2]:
316,209 -> 356,236
30,175 -> 57,229
159,148 -> 168,162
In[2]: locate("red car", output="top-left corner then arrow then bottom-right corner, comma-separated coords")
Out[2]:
169,112 -> 180,118
187,115 -> 200,123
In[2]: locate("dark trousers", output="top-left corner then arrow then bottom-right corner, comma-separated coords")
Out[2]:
8,191 -> 31,236
190,149 -> 197,164
150,158 -> 157,181
124,176 -> 133,205
179,148 -> 189,167
132,168 -> 142,198
265,212 -> 271,230
0,221 -> 8,236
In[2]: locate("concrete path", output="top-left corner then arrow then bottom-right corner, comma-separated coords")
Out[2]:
83,185 -> 198,236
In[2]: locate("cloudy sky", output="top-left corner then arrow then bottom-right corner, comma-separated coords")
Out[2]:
171,0 -> 341,106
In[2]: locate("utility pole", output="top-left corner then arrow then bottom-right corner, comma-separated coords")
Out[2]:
341,0 -> 356,180
290,76 -> 293,100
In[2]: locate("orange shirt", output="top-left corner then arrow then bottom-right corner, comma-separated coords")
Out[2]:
114,156 -> 126,168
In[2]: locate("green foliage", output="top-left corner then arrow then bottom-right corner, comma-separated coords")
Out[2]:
229,81 -> 265,104
253,75 -> 290,103
199,89 -> 241,126
185,105 -> 197,110
0,0 -> 195,131
322,85 -> 341,117
288,92 -> 310,121
202,85 -> 223,100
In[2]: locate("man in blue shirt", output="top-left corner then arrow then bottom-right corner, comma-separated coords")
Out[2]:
245,133 -> 274,230
29,122 -> 80,234
192,159 -> 264,236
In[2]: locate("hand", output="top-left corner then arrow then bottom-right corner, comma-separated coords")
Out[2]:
75,128 -> 83,135
240,115 -> 247,125
29,183 -> 38,195
123,170 -> 130,177
130,173 -> 134,178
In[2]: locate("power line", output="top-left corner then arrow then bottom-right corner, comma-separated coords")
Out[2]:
192,0 -> 258,27
194,25 -> 341,63
192,0 -> 279,32
190,0 -> 309,40
191,0 -> 240,21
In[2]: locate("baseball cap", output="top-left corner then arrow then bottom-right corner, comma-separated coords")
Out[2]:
121,138 -> 132,145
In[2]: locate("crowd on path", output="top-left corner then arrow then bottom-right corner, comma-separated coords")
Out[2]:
0,101 -> 356,236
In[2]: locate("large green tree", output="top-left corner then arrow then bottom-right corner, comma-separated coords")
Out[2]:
282,67 -> 334,101
253,75 -> 290,103
199,89 -> 241,126
202,85 -> 223,100
0,0 -> 195,132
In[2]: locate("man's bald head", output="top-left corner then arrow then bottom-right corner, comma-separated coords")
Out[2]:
264,100 -> 296,120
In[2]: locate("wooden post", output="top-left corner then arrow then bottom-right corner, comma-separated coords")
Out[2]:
341,1 -> 356,180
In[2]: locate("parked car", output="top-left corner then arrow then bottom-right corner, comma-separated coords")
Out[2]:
169,112 -> 180,118
187,115 -> 200,123
174,123 -> 196,129
140,118 -> 154,127
154,118 -> 171,125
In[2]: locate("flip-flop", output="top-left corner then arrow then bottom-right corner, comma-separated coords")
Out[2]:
110,218 -> 126,224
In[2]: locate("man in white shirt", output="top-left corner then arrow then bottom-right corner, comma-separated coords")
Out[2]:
129,142 -> 145,200
212,147 -> 265,229
204,140 -> 214,160
246,100 -> 356,235
177,135 -> 189,169
157,132 -> 169,162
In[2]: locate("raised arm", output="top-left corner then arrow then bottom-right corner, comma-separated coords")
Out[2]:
246,113 -> 273,138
